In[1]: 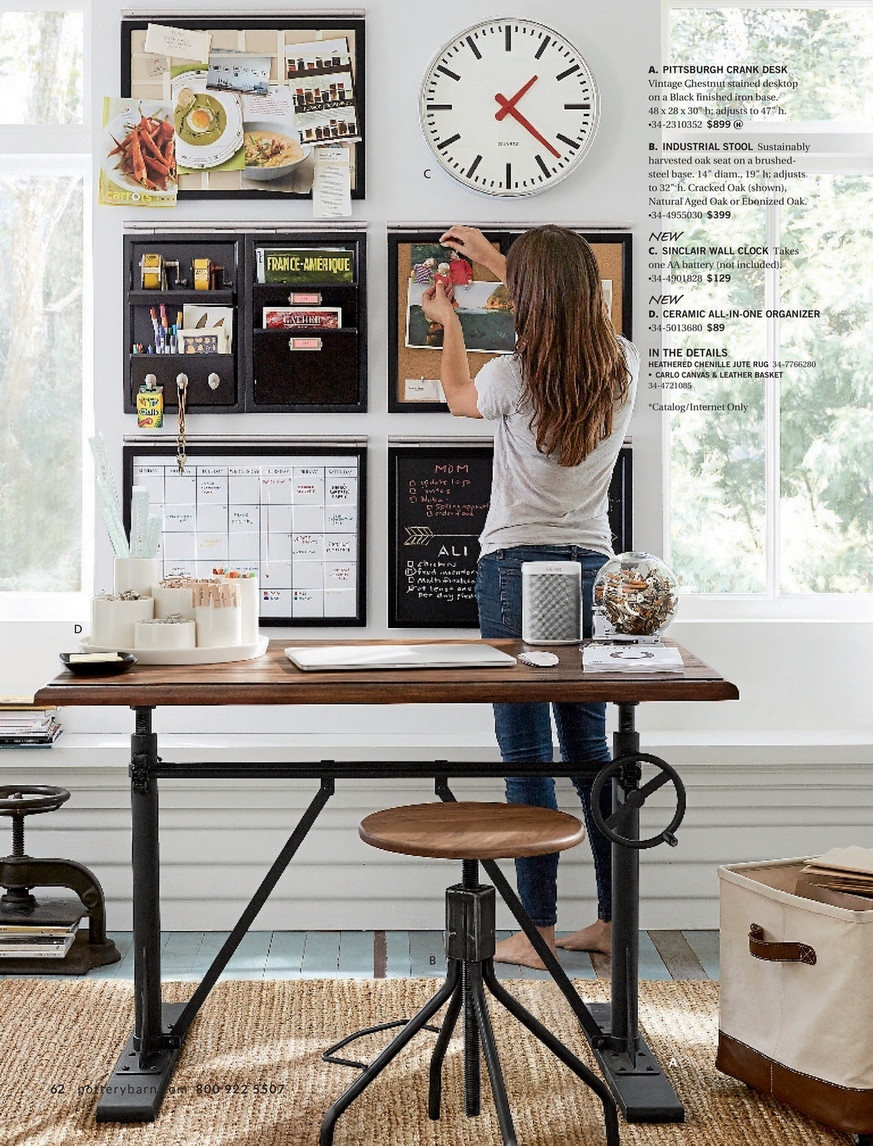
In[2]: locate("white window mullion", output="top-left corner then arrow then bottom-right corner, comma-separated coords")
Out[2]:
765,205 -> 781,599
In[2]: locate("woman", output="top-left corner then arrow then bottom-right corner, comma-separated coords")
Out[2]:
421,224 -> 639,969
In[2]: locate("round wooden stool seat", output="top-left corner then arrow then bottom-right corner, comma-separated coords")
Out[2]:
359,802 -> 584,860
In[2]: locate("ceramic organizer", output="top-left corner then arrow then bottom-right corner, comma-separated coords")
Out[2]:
89,561 -> 259,653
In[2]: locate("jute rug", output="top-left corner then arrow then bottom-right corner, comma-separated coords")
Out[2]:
0,977 -> 851,1145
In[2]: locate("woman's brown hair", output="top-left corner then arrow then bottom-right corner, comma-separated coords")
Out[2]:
505,225 -> 630,467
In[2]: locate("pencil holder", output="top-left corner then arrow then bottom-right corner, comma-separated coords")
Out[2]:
193,580 -> 241,648
215,573 -> 259,642
91,594 -> 154,649
134,616 -> 196,650
114,557 -> 160,597
153,579 -> 197,620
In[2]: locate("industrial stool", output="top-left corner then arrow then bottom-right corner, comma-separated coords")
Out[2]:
320,801 -> 620,1146
0,786 -> 120,973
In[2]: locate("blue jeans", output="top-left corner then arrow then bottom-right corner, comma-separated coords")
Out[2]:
476,545 -> 613,927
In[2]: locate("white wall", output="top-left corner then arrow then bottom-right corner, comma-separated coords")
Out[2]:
1,0 -> 869,931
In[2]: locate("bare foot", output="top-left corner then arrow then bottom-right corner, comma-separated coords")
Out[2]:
556,919 -> 612,956
493,926 -> 556,969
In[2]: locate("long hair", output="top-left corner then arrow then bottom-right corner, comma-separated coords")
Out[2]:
505,225 -> 630,467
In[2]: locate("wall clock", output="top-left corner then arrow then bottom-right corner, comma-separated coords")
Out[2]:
418,18 -> 599,197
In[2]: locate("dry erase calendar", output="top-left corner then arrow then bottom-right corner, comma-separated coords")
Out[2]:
122,442 -> 366,626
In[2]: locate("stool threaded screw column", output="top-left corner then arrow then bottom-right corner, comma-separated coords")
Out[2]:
11,815 -> 25,858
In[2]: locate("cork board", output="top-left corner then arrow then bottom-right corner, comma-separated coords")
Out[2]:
387,229 -> 632,413
394,238 -> 507,410
122,15 -> 365,199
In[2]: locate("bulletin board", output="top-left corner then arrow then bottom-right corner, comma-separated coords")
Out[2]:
122,440 -> 367,626
387,228 -> 632,412
121,14 -> 365,199
388,441 -> 633,628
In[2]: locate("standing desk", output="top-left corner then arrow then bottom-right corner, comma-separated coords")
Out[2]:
35,638 -> 738,1126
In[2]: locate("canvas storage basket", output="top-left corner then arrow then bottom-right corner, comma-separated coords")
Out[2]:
717,857 -> 873,1134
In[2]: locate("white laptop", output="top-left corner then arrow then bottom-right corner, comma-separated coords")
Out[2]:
285,643 -> 517,672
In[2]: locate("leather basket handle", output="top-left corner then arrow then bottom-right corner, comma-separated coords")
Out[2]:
748,922 -> 816,965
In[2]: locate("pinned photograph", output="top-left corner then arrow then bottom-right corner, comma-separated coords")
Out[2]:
284,36 -> 361,144
403,241 -> 514,354
207,51 -> 272,96
99,98 -> 177,207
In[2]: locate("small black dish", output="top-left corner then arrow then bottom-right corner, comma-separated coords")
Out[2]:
60,652 -> 137,677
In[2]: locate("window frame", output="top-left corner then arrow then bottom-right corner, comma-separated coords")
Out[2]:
0,3 -> 92,621
661,0 -> 873,618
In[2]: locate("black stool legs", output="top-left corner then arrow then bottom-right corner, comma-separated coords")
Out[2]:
320,860 -> 620,1146
320,962 -> 460,1146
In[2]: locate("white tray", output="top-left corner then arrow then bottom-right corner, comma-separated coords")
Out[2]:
80,636 -> 269,666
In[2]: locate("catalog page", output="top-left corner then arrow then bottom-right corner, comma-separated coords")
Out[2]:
646,8 -> 871,598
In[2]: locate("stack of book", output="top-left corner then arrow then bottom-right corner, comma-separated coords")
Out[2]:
0,700 -> 62,747
582,644 -> 684,674
800,846 -> 873,897
0,919 -> 81,960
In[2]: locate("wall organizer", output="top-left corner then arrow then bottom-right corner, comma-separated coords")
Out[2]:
124,223 -> 367,414
388,439 -> 632,629
122,438 -> 367,627
121,12 -> 365,200
387,225 -> 632,413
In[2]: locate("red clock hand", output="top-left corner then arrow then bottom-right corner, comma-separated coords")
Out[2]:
494,94 -> 561,158
494,75 -> 538,121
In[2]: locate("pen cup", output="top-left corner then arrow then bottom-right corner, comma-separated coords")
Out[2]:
91,594 -> 154,649
114,557 -> 160,597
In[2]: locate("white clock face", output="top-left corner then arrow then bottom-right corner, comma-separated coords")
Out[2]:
419,18 -> 599,197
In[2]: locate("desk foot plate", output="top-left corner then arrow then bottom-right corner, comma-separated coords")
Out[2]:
95,1002 -> 186,1122
586,1003 -> 685,1123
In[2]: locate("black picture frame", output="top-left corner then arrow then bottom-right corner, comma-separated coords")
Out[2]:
388,441 -> 632,629
122,440 -> 367,627
387,227 -> 633,413
120,14 -> 365,200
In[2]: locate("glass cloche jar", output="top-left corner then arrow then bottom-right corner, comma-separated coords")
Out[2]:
592,552 -> 679,640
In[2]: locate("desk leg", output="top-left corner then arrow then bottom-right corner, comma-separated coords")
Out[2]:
585,702 -> 685,1123
96,707 -> 183,1123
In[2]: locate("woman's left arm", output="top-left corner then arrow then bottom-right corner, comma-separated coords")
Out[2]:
421,283 -> 483,419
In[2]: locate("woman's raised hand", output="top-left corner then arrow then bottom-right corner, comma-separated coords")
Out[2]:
439,225 -> 506,281
421,280 -> 457,325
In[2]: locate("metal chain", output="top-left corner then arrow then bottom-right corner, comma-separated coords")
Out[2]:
176,372 -> 188,473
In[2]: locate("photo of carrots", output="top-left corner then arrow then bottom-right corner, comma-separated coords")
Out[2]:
107,110 -> 177,192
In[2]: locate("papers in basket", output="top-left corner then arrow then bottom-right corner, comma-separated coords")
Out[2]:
582,644 -> 684,673
800,846 -> 873,895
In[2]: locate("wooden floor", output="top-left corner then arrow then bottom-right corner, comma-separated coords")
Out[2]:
34,930 -> 719,982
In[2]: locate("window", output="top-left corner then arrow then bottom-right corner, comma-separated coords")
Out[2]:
0,8 -> 89,613
662,3 -> 873,608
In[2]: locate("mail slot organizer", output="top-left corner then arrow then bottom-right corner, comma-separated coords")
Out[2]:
123,226 -> 367,415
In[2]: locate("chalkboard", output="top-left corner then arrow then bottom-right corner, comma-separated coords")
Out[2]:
388,444 -> 493,628
388,443 -> 633,629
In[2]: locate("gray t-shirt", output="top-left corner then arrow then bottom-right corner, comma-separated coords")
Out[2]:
474,336 -> 639,557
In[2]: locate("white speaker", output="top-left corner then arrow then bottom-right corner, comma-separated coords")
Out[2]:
521,561 -> 582,645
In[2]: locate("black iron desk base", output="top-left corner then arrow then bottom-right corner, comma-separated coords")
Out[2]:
96,702 -> 683,1125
